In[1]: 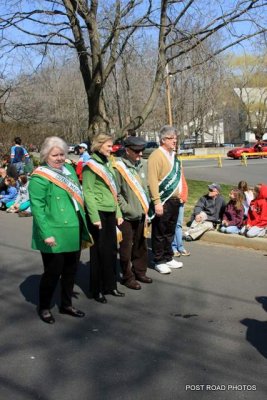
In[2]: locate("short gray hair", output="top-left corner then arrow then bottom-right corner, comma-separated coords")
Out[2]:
91,134 -> 114,153
159,125 -> 178,143
40,136 -> 68,163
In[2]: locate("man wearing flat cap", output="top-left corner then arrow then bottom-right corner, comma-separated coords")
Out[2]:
184,182 -> 225,241
113,136 -> 152,290
147,125 -> 184,274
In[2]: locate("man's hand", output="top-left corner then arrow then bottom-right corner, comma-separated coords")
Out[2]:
155,203 -> 164,216
195,214 -> 202,223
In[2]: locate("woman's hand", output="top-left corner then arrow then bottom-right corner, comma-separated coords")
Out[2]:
117,217 -> 124,226
44,237 -> 57,247
94,221 -> 102,229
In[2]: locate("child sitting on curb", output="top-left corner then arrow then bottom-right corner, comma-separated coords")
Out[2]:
0,177 -> 18,210
240,184 -> 267,238
220,189 -> 244,234
6,174 -> 31,216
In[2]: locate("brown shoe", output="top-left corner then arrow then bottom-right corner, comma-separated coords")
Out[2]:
136,275 -> 153,284
124,280 -> 141,290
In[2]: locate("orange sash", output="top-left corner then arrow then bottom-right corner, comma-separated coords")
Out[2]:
85,159 -> 118,203
32,166 -> 84,209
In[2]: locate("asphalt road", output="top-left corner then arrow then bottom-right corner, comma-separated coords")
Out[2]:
0,212 -> 267,400
182,157 -> 267,186
42,151 -> 267,187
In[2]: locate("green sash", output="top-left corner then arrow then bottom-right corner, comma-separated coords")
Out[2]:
148,157 -> 181,220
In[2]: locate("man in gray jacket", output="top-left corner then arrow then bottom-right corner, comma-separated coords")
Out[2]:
184,183 -> 225,241
114,136 -> 152,290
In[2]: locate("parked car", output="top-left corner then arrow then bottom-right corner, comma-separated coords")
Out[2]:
227,142 -> 267,159
68,144 -> 75,153
177,146 -> 194,156
142,141 -> 159,159
111,138 -> 125,157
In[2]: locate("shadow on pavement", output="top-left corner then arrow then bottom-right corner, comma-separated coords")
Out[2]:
240,318 -> 267,359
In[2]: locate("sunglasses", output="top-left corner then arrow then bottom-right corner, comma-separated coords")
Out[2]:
130,148 -> 143,154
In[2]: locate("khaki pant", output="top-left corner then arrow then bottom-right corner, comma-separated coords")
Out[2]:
186,220 -> 214,240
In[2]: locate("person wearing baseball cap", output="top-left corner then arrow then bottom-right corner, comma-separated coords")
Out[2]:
184,182 -> 225,241
114,136 -> 152,290
76,143 -> 90,183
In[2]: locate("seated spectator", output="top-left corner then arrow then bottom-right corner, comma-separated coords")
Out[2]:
238,180 -> 254,217
240,184 -> 267,238
1,154 -> 19,180
6,174 -> 31,216
0,177 -> 18,210
184,183 -> 225,241
219,189 -> 244,234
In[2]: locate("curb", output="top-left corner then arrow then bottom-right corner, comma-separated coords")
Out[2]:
198,230 -> 267,251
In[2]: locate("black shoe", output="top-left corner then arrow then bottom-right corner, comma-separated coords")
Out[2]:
59,306 -> 85,318
94,293 -> 107,304
39,309 -> 55,324
104,289 -> 125,297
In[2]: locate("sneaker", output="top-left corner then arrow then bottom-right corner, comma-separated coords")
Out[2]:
154,263 -> 171,274
6,208 -> 16,213
179,249 -> 190,256
166,259 -> 183,269
184,235 -> 193,242
173,251 -> 181,257
18,211 -> 32,217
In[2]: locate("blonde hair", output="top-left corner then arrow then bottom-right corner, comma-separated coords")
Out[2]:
40,136 -> 68,163
5,177 -> 17,187
91,134 -> 114,153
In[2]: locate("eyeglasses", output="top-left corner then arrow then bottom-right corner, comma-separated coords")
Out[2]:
164,136 -> 176,140
131,148 -> 143,154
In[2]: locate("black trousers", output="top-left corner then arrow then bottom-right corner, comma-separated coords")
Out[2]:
88,211 -> 117,295
119,217 -> 148,283
39,251 -> 80,310
151,198 -> 180,264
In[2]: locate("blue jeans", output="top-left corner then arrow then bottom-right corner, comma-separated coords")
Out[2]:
220,226 -> 240,234
172,203 -> 185,253
14,162 -> 25,175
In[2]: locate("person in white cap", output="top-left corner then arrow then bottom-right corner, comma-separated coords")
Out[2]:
76,143 -> 90,183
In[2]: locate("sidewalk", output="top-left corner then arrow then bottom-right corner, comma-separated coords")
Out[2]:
198,229 -> 267,251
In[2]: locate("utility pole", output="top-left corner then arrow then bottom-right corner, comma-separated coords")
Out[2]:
165,64 -> 173,126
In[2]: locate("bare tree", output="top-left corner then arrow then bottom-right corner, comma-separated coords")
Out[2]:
228,52 -> 267,138
0,1 -> 266,136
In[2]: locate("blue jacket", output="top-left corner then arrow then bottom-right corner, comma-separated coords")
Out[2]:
0,186 -> 18,203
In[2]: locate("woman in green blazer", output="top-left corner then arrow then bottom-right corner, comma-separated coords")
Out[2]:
29,136 -> 91,324
83,134 -> 124,304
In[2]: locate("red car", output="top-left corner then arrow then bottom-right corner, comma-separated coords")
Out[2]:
227,142 -> 267,159
111,139 -> 125,156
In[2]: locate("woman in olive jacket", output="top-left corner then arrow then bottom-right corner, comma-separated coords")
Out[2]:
83,134 -> 124,304
29,136 -> 91,324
